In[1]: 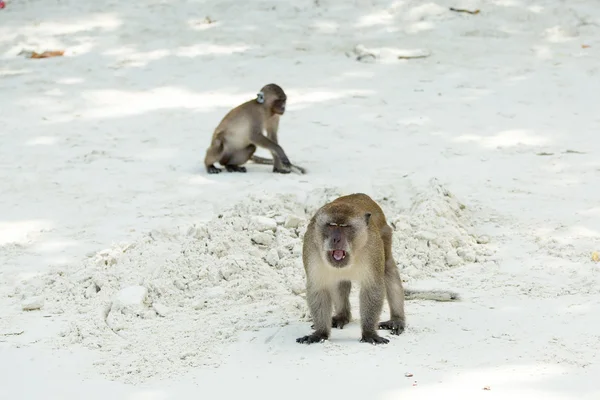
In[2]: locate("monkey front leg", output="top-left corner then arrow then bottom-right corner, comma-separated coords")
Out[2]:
265,129 -> 286,172
251,134 -> 292,174
297,286 -> 332,344
359,282 -> 389,344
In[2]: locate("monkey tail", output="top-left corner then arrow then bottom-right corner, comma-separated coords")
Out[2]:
404,288 -> 461,302
250,155 -> 274,165
250,155 -> 307,175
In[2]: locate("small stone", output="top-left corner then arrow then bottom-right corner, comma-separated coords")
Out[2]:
193,300 -> 207,310
173,279 -> 186,290
142,310 -> 157,319
21,296 -> 44,311
457,248 -> 476,262
265,248 -> 279,267
477,235 -> 490,244
445,251 -> 462,267
152,302 -> 170,317
284,215 -> 303,229
85,283 -> 100,299
415,230 -> 437,241
291,283 -> 305,295
252,232 -> 274,246
250,216 -> 277,232
112,285 -> 148,314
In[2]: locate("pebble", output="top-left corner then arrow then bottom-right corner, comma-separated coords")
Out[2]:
21,296 -> 44,311
415,230 -> 437,241
265,248 -> 280,267
477,235 -> 491,244
112,285 -> 148,313
250,216 -> 277,232
445,250 -> 463,266
284,215 -> 303,229
152,302 -> 170,317
252,232 -> 274,246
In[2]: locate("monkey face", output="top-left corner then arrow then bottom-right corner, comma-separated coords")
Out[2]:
315,204 -> 370,268
271,98 -> 286,115
321,222 -> 356,268
259,84 -> 287,115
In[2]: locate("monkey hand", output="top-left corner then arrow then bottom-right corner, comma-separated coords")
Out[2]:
296,332 -> 327,344
273,158 -> 293,173
359,332 -> 389,345
207,165 -> 222,174
378,319 -> 405,335
273,164 -> 292,174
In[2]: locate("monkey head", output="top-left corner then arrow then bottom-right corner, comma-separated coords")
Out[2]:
256,83 -> 287,115
315,205 -> 371,268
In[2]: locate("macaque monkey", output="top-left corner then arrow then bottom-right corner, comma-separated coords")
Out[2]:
204,83 -> 305,175
297,193 -> 459,345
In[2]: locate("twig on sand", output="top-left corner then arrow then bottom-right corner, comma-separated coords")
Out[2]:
450,7 -> 480,15
1,330 -> 24,336
398,53 -> 431,60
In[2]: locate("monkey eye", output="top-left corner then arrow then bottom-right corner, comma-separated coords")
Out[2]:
327,222 -> 348,227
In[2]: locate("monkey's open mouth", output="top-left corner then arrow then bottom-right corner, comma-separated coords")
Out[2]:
331,250 -> 346,261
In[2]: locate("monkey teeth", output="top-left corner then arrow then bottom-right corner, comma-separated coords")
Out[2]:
332,250 -> 346,261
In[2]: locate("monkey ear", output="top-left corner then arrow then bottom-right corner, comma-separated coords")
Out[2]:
364,212 -> 372,225
256,92 -> 265,104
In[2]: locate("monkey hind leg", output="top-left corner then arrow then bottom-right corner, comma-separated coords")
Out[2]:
331,281 -> 352,329
220,145 -> 256,173
205,140 -> 224,174
297,287 -> 332,344
378,224 -> 406,336
378,261 -> 406,335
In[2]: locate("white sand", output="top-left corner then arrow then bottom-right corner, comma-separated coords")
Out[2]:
1,0 -> 600,398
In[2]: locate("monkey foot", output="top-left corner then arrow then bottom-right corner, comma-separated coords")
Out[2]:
296,333 -> 327,344
332,315 -> 350,329
360,333 -> 389,345
378,319 -> 405,336
225,165 -> 247,173
207,166 -> 222,174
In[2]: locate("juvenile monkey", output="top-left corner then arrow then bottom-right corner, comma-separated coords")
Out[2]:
297,193 -> 459,345
204,83 -> 305,175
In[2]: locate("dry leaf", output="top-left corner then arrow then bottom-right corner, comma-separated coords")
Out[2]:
30,50 -> 65,59
592,251 -> 599,262
582,44 -> 591,48
405,372 -> 414,377
483,386 -> 491,390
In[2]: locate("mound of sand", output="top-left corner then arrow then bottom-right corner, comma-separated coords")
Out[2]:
17,179 -> 491,383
